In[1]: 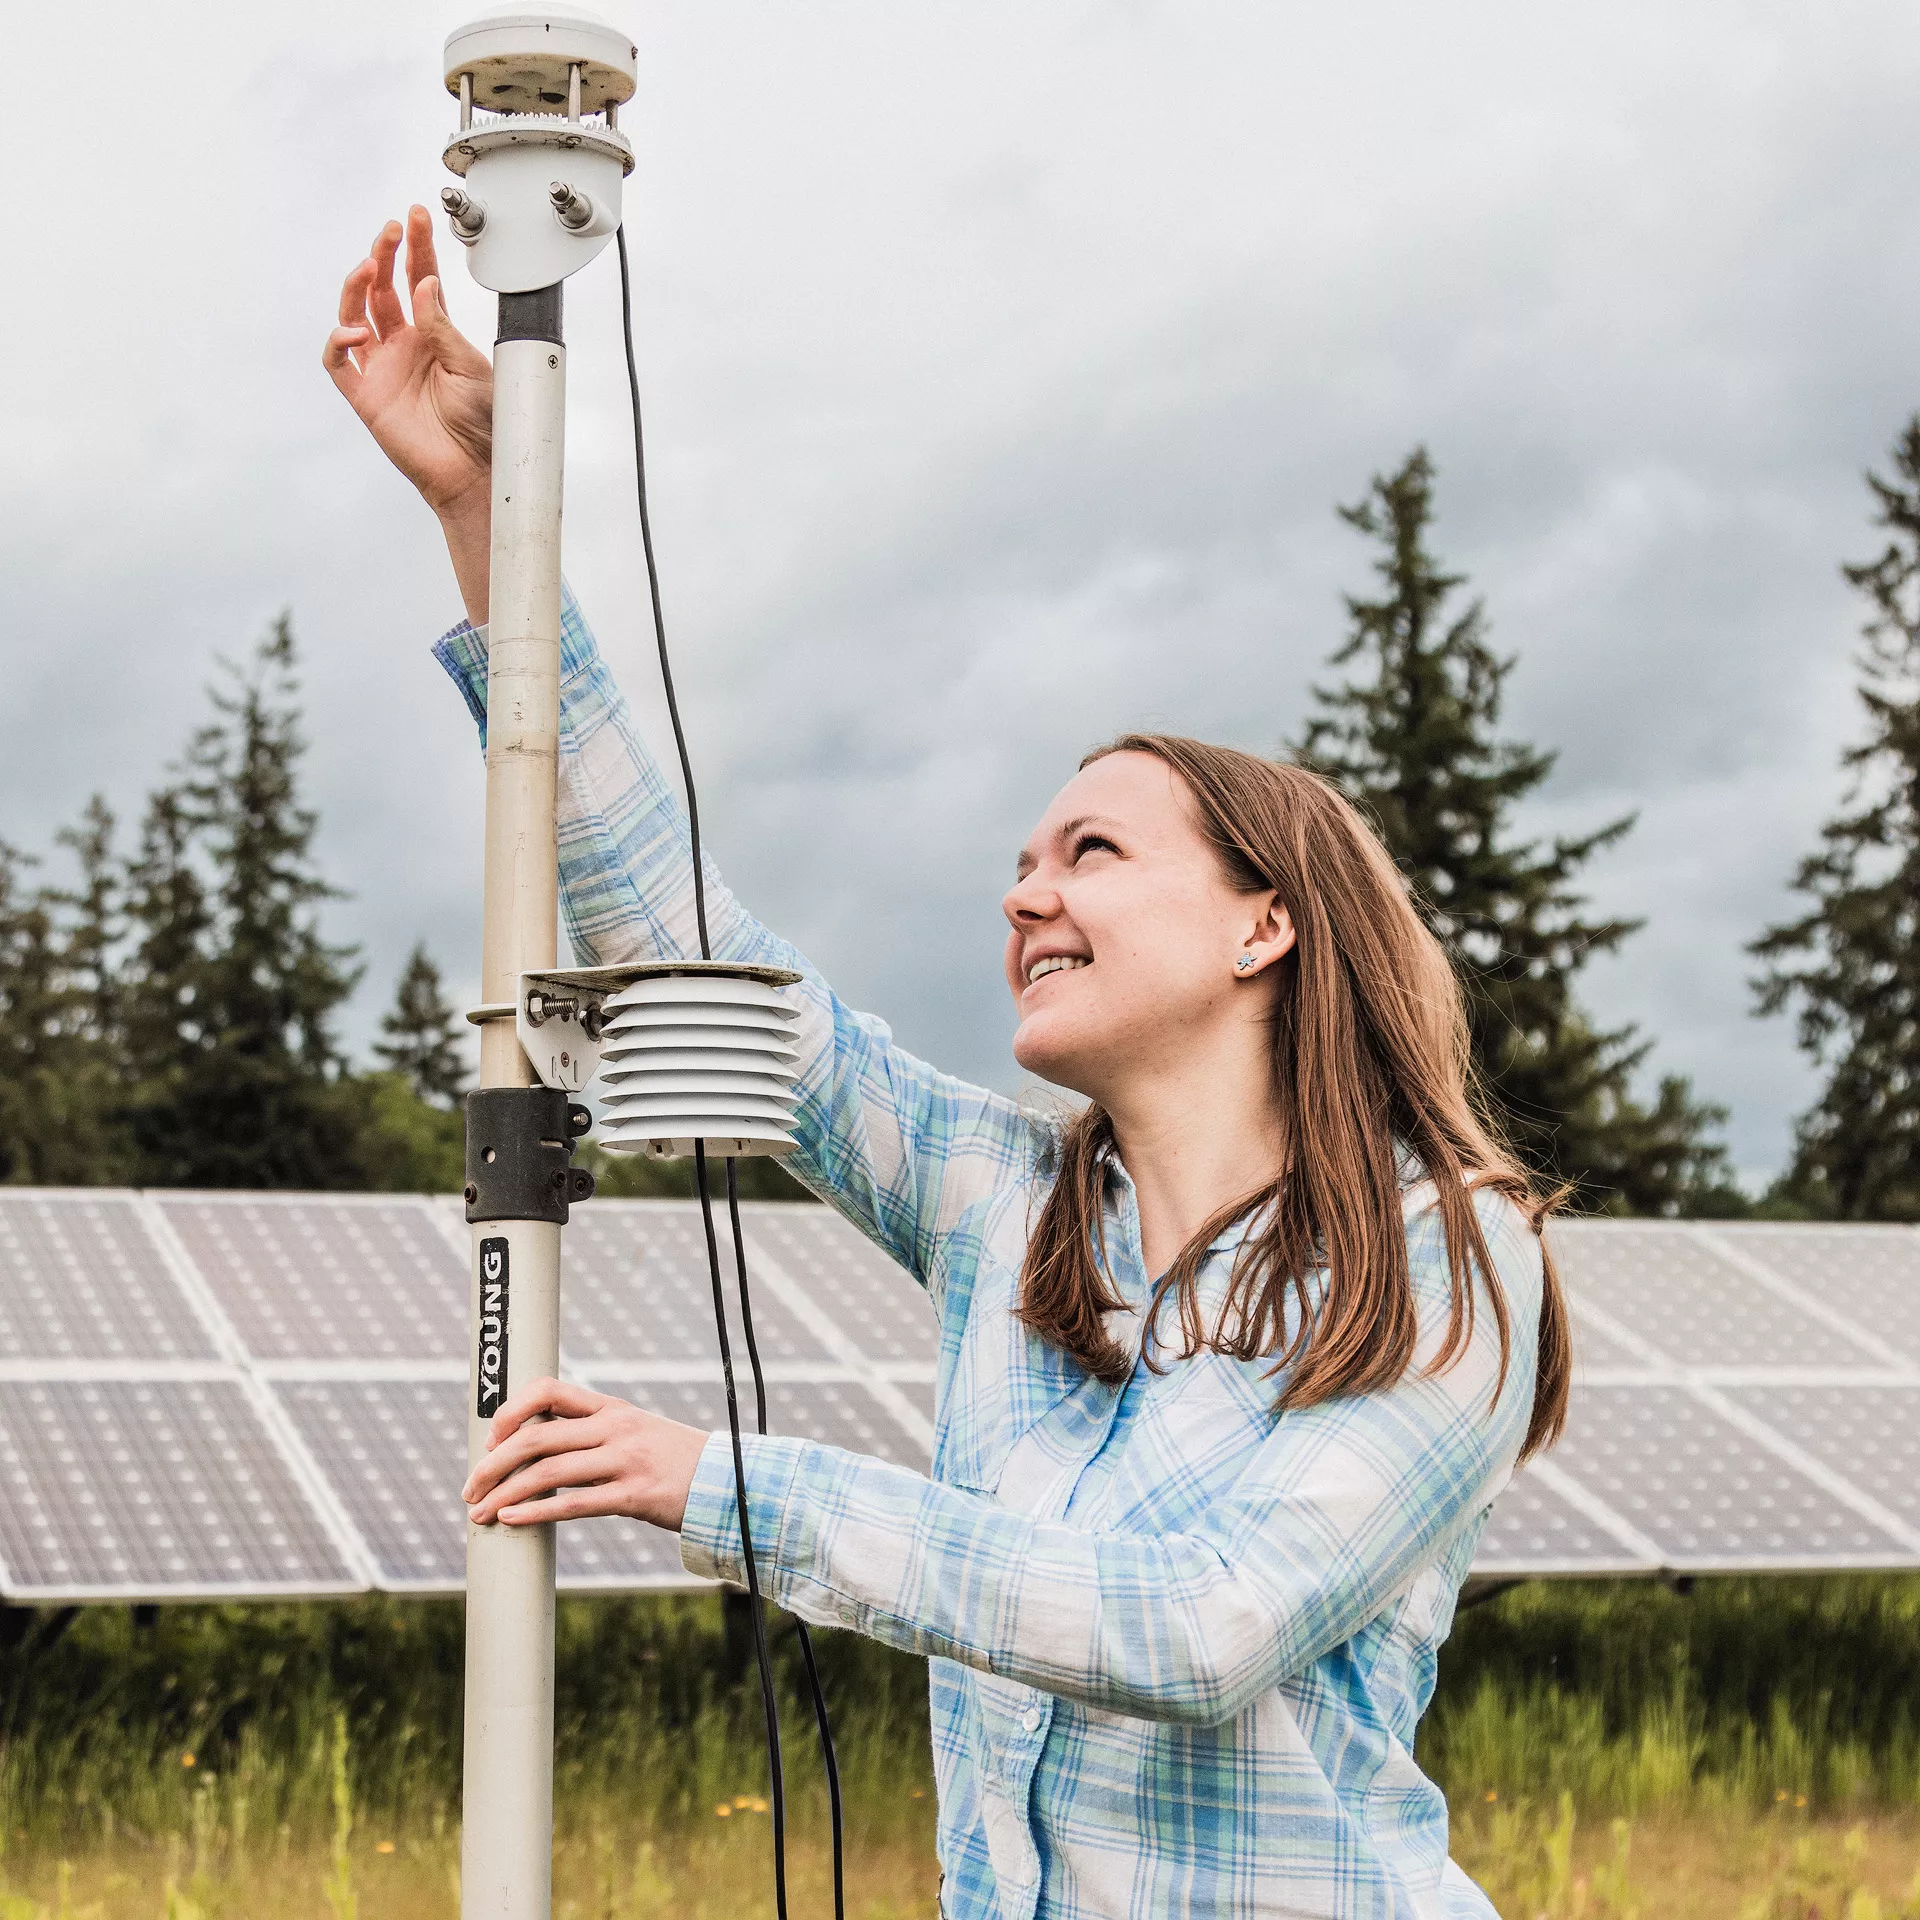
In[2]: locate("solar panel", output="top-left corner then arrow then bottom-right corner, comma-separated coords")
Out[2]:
0,1379 -> 362,1601
1720,1383 -> 1920,1547
740,1203 -> 940,1367
1548,1222 -> 1884,1370
7,1192 -> 1920,1601
274,1378 -> 689,1593
154,1194 -> 465,1363
1472,1467 -> 1659,1578
0,1191 -> 215,1362
1546,1382 -> 1913,1571
557,1201 -> 833,1366
1707,1225 -> 1920,1365
1565,1311 -> 1651,1371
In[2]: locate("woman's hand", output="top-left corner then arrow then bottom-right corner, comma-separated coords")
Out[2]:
324,205 -> 495,622
461,1378 -> 713,1531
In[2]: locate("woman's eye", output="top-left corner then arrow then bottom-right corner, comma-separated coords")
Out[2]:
1073,835 -> 1119,862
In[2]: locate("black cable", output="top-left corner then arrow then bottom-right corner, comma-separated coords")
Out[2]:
695,1143 -> 789,1917
617,222 -> 712,963
617,221 -> 843,1917
727,1159 -> 847,1920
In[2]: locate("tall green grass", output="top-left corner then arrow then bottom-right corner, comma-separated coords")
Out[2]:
2,1574 -> 1918,1883
0,1595 -> 932,1865
1425,1576 -> 1920,1817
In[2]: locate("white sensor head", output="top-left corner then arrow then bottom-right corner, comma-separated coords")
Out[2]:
444,7 -> 637,116
441,7 -> 637,294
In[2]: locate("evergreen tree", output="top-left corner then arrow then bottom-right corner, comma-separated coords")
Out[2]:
0,843 -> 67,1183
124,617 -> 367,1188
1752,419 -> 1920,1219
0,805 -> 136,1185
1297,447 -> 1736,1214
375,943 -> 469,1107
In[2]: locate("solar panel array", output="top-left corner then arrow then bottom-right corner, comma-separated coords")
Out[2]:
0,1190 -> 1915,1602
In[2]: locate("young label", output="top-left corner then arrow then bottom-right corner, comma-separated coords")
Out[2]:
476,1235 -> 510,1419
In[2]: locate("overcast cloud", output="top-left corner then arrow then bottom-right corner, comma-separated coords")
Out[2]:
6,1 -> 1919,1182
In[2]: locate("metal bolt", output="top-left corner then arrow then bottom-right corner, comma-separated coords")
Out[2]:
549,180 -> 594,231
441,185 -> 486,241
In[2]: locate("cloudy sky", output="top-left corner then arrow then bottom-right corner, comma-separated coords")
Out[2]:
6,1 -> 1919,1183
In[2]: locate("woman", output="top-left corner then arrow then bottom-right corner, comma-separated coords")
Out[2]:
327,208 -> 1571,1918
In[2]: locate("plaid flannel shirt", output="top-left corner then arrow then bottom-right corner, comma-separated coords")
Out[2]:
434,590 -> 1543,1919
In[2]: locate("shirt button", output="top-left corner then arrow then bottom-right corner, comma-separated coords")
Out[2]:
1021,1706 -> 1042,1733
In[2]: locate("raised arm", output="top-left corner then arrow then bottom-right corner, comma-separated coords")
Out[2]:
432,587 -> 1032,1289
323,208 -> 1030,1289
677,1187 -> 1544,1723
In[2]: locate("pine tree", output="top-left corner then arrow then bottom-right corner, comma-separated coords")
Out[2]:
0,802 -> 138,1185
124,616 -> 367,1188
1297,447 -> 1736,1214
0,842 -> 68,1182
375,944 -> 469,1107
1751,419 -> 1920,1219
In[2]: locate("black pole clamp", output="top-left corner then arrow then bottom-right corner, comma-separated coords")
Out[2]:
464,1086 -> 595,1225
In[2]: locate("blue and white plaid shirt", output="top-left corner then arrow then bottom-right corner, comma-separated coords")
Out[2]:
435,591 -> 1544,1919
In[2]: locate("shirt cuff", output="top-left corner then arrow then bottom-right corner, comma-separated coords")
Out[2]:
430,581 -> 601,754
679,1428 -> 809,1588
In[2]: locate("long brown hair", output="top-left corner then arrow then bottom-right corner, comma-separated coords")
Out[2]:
1016,733 -> 1571,1463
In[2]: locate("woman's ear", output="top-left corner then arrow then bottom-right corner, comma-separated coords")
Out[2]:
1232,898 -> 1297,979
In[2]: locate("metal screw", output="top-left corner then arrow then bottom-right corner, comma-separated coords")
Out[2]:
549,180 -> 594,231
441,185 -> 486,241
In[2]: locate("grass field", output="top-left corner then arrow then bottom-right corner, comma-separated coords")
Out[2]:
4,1576 -> 1920,1916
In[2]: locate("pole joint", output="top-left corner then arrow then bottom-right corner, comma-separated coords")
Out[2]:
464,1087 -> 595,1224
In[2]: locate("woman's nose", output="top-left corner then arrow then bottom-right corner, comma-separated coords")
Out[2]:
1002,873 -> 1056,924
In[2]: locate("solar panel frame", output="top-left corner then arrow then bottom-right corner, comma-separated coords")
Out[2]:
739,1202 -> 941,1370
1544,1380 -> 1917,1573
11,1191 -> 1920,1599
1548,1221 -> 1888,1371
0,1375 -> 368,1603
1716,1382 -> 1920,1551
1471,1464 -> 1662,1580
1702,1224 -> 1920,1367
554,1199 -> 834,1368
151,1192 -> 468,1365
0,1189 -> 222,1363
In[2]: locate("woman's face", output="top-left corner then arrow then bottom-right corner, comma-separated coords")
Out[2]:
1002,751 -> 1293,1102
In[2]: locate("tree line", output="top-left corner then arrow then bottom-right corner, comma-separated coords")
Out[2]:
4,423 -> 1919,1216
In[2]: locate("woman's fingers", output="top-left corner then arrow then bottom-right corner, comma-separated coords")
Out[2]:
471,1445 -> 615,1524
322,325 -> 370,388
501,1486 -> 626,1526
403,203 -> 443,304
487,1376 -> 606,1445
336,256 -> 375,335
464,1411 -> 605,1507
367,221 -> 408,340
460,1391 -> 708,1533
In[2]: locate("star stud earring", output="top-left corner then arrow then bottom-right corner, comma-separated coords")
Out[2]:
1235,953 -> 1257,973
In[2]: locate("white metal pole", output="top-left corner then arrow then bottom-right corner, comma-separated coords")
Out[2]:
464,311 -> 566,1920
